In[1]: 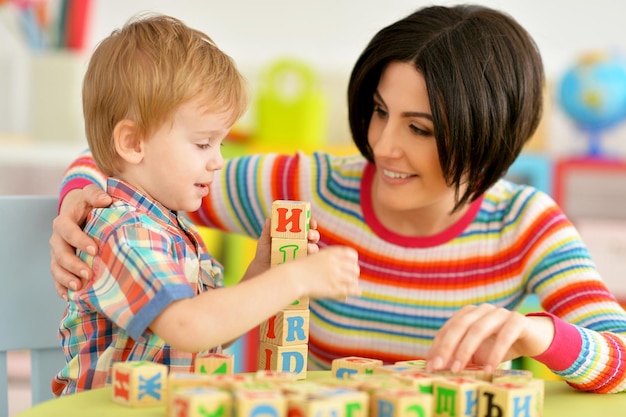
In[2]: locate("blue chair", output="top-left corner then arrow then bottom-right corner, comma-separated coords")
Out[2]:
0,196 -> 67,414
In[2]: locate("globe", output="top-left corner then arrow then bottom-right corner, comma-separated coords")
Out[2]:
558,51 -> 626,156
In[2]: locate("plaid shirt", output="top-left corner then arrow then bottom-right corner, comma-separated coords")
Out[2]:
52,178 -> 224,396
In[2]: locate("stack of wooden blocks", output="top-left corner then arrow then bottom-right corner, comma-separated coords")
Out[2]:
257,200 -> 312,380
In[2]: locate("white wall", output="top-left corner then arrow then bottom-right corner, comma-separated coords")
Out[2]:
5,0 -> 626,154
80,0 -> 626,155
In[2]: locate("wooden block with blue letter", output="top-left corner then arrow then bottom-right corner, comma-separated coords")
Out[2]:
111,361 -> 168,407
331,356 -> 384,379
478,381 -> 540,417
234,389 -> 287,417
260,309 -> 309,346
271,200 -> 311,240
194,352 -> 235,376
258,341 -> 308,380
432,377 -> 487,417
371,387 -> 432,417
170,387 -> 232,417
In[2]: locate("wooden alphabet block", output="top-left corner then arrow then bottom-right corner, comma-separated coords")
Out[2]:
255,370 -> 299,383
331,356 -> 384,379
478,381 -> 540,417
373,364 -> 420,375
234,390 -> 287,417
271,200 -> 311,240
432,377 -> 486,417
111,361 -> 168,407
271,238 -> 308,266
170,387 -> 232,417
166,372 -> 214,416
204,373 -> 254,390
392,371 -> 443,395
194,353 -> 235,376
258,342 -> 308,380
287,391 -> 345,417
371,388 -> 432,417
260,309 -> 310,346
394,359 -> 428,369
320,387 -> 369,417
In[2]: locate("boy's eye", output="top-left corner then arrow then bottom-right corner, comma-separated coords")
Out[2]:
197,143 -> 211,150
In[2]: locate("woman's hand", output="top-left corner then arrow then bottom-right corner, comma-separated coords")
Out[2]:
50,185 -> 112,299
425,304 -> 555,373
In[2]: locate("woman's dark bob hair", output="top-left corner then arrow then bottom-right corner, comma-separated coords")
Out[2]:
348,4 -> 544,211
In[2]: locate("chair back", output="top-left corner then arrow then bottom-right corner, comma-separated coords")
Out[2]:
0,196 -> 66,413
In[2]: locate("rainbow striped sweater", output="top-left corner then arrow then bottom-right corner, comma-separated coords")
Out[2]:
62,151 -> 626,393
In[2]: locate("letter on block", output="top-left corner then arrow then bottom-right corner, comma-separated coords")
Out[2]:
372,388 -> 432,417
234,390 -> 287,417
433,377 -> 486,417
260,309 -> 310,346
478,382 -> 541,417
331,356 -> 384,380
287,391 -> 345,417
258,341 -> 308,380
170,387 -> 231,417
271,237 -> 308,266
112,361 -> 168,407
271,200 -> 311,240
194,353 -> 235,376
393,371 -> 443,395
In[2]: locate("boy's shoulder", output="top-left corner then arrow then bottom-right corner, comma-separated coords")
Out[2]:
86,201 -> 166,240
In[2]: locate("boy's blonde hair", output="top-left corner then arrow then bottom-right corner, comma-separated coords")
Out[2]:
83,14 -> 248,176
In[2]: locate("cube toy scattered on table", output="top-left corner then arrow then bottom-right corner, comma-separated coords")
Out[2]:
331,356 -> 384,379
234,390 -> 287,417
393,371 -> 443,394
166,372 -> 214,416
260,309 -> 310,346
432,377 -> 488,417
194,352 -> 235,376
170,387 -> 231,417
371,387 -> 432,417
478,381 -> 541,417
111,361 -> 168,407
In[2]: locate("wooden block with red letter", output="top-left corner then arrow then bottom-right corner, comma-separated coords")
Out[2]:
255,370 -> 299,383
194,352 -> 235,376
271,200 -> 311,240
371,387 -> 432,417
260,309 -> 310,346
258,341 -> 308,380
331,356 -> 384,380
166,372 -> 214,416
170,387 -> 232,417
111,361 -> 168,407
287,391 -> 345,417
478,381 -> 541,417
432,377 -> 487,417
392,371 -> 443,395
234,390 -> 287,417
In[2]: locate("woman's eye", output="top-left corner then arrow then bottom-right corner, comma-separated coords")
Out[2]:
373,105 -> 388,117
410,125 -> 431,136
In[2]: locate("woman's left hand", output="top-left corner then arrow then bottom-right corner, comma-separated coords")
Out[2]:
425,303 -> 555,373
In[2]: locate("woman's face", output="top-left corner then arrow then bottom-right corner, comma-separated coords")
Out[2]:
368,61 -> 457,215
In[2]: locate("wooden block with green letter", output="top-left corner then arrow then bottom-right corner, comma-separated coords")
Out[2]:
194,353 -> 235,376
170,387 -> 231,417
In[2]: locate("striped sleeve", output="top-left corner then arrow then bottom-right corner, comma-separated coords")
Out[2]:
59,149 -> 107,206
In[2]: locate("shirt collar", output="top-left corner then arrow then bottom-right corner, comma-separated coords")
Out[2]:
106,177 -> 180,228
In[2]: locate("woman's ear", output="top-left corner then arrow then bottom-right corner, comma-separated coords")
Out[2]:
113,120 -> 143,165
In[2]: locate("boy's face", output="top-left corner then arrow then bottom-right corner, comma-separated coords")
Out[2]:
133,98 -> 232,212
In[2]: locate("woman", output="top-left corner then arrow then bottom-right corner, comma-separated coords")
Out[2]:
50,4 -> 626,393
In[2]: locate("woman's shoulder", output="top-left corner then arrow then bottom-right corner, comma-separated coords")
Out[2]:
481,178 -> 563,220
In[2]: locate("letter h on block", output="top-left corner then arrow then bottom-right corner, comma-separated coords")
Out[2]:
112,361 -> 168,407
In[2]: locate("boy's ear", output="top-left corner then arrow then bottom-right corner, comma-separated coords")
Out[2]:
113,119 -> 144,164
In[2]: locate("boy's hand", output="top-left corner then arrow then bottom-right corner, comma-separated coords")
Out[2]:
50,185 -> 112,299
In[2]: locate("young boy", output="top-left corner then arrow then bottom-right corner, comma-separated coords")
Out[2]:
51,14 -> 361,396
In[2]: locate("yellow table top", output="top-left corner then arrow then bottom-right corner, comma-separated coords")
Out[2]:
16,374 -> 626,417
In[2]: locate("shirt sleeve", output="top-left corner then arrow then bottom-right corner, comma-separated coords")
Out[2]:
59,149 -> 107,208
522,190 -> 626,393
84,221 -> 195,341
